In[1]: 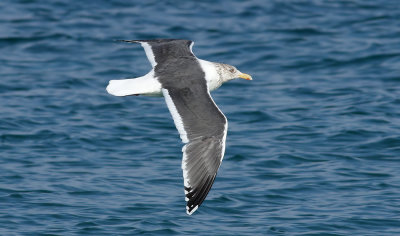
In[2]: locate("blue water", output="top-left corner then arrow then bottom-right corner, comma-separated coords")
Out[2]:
1,0 -> 400,235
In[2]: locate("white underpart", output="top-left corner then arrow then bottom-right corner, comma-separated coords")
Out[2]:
197,59 -> 223,92
140,42 -> 157,67
162,89 -> 189,143
106,70 -> 162,96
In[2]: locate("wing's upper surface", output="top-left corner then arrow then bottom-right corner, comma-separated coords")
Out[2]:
118,39 -> 194,68
162,84 -> 227,215
120,39 -> 227,215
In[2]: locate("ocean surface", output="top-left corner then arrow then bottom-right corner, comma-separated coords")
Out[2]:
1,0 -> 400,235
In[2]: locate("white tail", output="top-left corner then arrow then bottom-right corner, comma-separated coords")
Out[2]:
106,71 -> 162,97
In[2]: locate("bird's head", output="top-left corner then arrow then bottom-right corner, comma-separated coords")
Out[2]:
218,64 -> 252,83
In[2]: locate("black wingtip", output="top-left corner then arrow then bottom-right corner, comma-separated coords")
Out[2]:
185,175 -> 217,215
114,39 -> 138,43
186,204 -> 199,215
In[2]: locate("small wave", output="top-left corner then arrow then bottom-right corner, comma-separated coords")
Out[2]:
0,33 -> 72,45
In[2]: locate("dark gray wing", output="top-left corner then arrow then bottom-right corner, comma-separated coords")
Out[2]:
162,82 -> 227,215
117,39 -> 226,215
117,39 -> 194,68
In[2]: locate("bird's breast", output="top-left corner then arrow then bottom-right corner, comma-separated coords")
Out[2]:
197,59 -> 222,92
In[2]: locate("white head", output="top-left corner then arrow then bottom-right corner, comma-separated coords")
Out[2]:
216,63 -> 252,83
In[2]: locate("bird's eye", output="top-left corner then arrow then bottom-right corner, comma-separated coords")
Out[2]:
229,68 -> 235,73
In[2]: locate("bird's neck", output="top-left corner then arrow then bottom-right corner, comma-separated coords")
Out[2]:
197,60 -> 224,91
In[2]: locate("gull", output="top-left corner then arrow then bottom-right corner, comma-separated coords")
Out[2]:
106,39 -> 252,215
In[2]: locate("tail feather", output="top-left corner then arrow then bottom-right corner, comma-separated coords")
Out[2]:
107,79 -> 138,96
106,72 -> 162,97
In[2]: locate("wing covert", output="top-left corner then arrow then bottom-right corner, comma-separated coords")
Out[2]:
162,85 -> 227,215
118,39 -> 194,68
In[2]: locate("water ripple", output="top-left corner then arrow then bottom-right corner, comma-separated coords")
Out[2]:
1,0 -> 400,235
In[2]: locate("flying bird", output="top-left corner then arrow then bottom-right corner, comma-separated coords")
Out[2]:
106,39 -> 252,215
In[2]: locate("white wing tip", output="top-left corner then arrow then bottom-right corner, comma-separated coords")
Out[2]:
186,205 -> 199,215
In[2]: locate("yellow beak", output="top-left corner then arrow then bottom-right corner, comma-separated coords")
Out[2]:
238,73 -> 252,80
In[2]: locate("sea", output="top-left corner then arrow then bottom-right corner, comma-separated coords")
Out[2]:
1,0 -> 400,235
